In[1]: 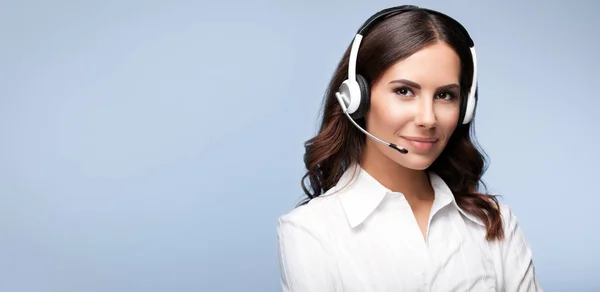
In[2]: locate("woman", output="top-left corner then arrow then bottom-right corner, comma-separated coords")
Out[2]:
277,5 -> 541,292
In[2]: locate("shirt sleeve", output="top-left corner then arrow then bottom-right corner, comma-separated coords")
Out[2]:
277,217 -> 340,292
500,206 -> 543,291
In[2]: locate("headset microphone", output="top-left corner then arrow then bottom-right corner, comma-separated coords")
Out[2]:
334,5 -> 478,156
335,91 -> 408,154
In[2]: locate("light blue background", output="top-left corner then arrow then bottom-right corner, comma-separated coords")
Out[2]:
1,0 -> 598,291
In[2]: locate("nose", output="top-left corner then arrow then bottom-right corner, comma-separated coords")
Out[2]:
414,97 -> 437,129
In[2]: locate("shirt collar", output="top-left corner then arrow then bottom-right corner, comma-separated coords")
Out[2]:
428,172 -> 485,227
335,163 -> 485,228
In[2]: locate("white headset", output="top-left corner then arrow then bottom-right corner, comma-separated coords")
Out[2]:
336,5 -> 478,126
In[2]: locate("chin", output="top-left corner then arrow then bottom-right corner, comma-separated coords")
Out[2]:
390,155 -> 436,170
382,145 -> 444,170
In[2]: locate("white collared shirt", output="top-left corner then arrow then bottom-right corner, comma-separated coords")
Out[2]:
277,164 -> 542,292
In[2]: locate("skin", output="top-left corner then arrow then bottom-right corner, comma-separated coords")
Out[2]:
360,41 -> 462,240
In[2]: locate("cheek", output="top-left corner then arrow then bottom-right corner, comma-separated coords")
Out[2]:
437,107 -> 461,135
367,95 -> 411,130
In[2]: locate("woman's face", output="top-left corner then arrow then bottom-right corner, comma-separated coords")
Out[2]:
364,41 -> 462,170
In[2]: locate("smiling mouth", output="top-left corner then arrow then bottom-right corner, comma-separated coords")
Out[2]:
401,136 -> 439,143
400,136 -> 439,151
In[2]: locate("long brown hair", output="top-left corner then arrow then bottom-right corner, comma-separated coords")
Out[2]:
299,9 -> 504,241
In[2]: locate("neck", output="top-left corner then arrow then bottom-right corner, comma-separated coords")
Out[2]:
360,142 -> 434,202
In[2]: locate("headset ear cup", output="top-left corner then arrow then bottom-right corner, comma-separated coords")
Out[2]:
350,74 -> 371,119
458,95 -> 467,124
460,87 -> 477,124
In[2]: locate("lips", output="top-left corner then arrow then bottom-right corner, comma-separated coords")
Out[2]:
402,136 -> 439,143
400,136 -> 439,151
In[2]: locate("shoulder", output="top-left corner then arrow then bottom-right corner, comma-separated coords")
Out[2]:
276,183 -> 354,245
277,191 -> 341,233
495,202 -> 532,251
276,191 -> 344,275
276,193 -> 345,290
498,203 -> 516,224
498,202 -> 523,234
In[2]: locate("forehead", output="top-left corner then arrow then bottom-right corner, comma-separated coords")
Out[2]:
378,42 -> 461,86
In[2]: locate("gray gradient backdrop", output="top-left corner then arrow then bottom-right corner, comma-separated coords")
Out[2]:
1,0 -> 598,291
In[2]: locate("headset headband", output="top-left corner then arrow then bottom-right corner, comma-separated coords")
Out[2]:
357,5 -> 474,46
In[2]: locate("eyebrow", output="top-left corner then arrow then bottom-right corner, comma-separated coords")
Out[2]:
389,79 -> 460,91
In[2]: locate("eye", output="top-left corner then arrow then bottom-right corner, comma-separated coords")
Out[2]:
394,87 -> 414,96
435,92 -> 457,100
